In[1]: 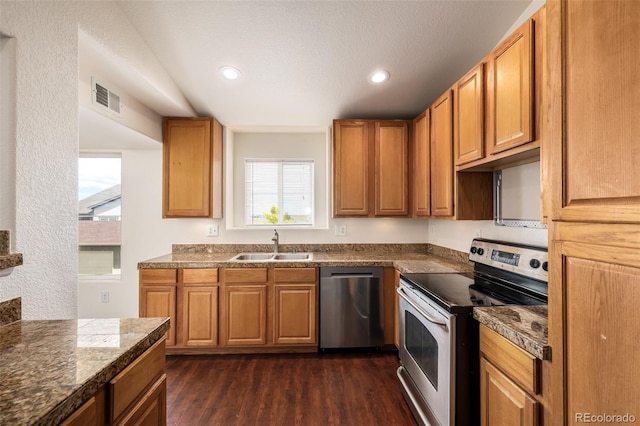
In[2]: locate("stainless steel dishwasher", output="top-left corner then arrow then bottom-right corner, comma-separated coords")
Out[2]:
319,267 -> 384,350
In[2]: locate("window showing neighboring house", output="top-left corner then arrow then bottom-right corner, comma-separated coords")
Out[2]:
245,159 -> 314,226
78,155 -> 121,276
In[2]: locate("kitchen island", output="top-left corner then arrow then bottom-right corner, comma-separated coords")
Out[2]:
0,298 -> 169,425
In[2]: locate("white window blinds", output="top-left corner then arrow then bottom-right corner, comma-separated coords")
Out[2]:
245,160 -> 314,225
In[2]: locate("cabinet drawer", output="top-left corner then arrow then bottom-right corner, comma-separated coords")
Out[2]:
183,268 -> 219,284
479,325 -> 539,395
110,338 -> 166,422
274,268 -> 317,283
115,374 -> 167,426
61,396 -> 96,426
223,268 -> 268,283
140,269 -> 177,284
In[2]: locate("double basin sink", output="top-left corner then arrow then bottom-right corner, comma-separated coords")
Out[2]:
230,252 -> 313,262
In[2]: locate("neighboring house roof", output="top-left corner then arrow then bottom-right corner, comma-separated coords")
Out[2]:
79,184 -> 121,215
79,221 -> 121,246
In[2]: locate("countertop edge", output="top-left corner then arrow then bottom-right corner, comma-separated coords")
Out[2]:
0,253 -> 23,270
473,307 -> 550,361
39,319 -> 170,425
137,253 -> 473,273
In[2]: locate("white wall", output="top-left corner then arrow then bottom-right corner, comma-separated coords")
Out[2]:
2,0 -> 545,319
231,132 -> 329,229
0,1 -> 194,319
78,143 -> 431,318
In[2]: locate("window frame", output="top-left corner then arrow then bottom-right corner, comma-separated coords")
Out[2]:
244,158 -> 315,227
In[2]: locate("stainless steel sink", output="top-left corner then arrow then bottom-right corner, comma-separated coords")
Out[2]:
232,253 -> 274,261
272,253 -> 312,260
230,252 -> 313,262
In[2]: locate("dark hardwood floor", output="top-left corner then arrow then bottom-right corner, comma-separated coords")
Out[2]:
165,351 -> 418,426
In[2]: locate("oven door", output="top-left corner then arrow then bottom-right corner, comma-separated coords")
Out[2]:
397,282 -> 453,426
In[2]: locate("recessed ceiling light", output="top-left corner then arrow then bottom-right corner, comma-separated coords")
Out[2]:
220,66 -> 241,80
370,70 -> 390,84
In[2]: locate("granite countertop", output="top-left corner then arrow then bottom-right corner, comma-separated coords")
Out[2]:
0,230 -> 23,271
0,316 -> 170,425
137,243 -> 474,274
473,305 -> 549,360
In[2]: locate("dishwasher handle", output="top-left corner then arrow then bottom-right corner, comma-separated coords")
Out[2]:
327,272 -> 375,278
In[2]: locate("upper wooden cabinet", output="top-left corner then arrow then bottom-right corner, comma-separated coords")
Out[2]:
431,88 -> 493,221
454,63 -> 485,165
412,110 -> 430,217
545,1 -> 640,223
375,121 -> 409,216
454,7 -> 544,172
430,90 -> 454,217
487,18 -> 534,155
333,120 -> 370,216
162,117 -> 223,219
333,119 -> 410,217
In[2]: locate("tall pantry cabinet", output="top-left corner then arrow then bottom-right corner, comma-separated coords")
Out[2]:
544,0 -> 640,423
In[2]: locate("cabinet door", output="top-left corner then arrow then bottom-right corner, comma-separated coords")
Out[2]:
546,0 -> 640,223
480,358 -> 538,426
273,284 -> 317,345
182,285 -> 219,347
552,234 -> 640,422
412,110 -> 430,217
487,19 -> 533,155
222,285 -> 267,346
375,121 -> 409,216
140,285 -> 176,346
333,120 -> 371,216
61,397 -> 97,426
455,63 -> 484,165
116,374 -> 167,426
430,90 -> 454,217
163,118 -> 223,218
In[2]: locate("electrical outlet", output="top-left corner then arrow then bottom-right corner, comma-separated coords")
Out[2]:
474,229 -> 482,238
207,224 -> 219,237
335,224 -> 347,236
100,291 -> 109,304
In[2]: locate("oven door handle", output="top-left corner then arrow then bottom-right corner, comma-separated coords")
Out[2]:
397,287 -> 448,327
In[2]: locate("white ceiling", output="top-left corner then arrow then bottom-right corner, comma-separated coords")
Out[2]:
114,0 -> 535,129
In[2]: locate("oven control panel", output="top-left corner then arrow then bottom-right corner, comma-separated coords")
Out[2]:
469,238 -> 548,282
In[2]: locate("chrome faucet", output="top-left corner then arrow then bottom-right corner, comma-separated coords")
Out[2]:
271,229 -> 279,254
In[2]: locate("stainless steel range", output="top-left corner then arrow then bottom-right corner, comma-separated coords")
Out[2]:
397,238 -> 548,426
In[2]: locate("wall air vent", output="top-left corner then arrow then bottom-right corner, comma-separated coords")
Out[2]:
91,77 -> 121,115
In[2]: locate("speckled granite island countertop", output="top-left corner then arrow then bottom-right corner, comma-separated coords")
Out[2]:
138,243 -> 474,274
474,305 -> 549,360
0,312 -> 169,425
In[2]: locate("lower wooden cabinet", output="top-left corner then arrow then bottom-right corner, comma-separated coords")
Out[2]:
61,396 -> 98,426
182,269 -> 219,347
273,268 -> 317,345
139,267 -> 319,353
62,339 -> 167,426
140,269 -> 219,349
479,325 -> 541,426
480,358 -> 538,426
222,284 -> 268,346
139,269 -> 177,346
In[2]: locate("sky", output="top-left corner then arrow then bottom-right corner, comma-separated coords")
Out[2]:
78,157 -> 121,200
